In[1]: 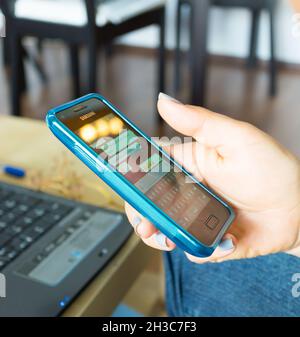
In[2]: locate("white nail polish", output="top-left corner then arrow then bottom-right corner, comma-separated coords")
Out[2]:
154,232 -> 169,249
219,238 -> 234,251
132,216 -> 142,227
158,92 -> 182,104
132,216 -> 142,236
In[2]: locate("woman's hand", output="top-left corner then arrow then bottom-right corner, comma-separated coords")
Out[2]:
125,94 -> 300,263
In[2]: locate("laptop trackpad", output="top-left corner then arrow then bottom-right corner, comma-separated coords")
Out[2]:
16,212 -> 122,286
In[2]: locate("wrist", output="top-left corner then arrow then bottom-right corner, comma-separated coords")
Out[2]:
286,205 -> 300,258
288,247 -> 300,258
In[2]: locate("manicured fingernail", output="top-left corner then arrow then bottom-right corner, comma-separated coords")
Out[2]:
219,238 -> 235,251
154,232 -> 169,249
158,92 -> 182,104
132,216 -> 142,236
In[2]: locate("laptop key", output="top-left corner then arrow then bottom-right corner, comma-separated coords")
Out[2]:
16,195 -> 39,208
50,203 -> 72,215
0,212 -> 17,224
0,247 -> 8,257
5,247 -> 18,261
20,226 -> 42,243
18,204 -> 29,213
0,208 -> 5,217
44,242 -> 56,255
14,218 -> 33,229
23,216 -> 34,225
33,253 -> 46,264
34,208 -> 45,217
0,221 -> 8,230
0,190 -> 9,201
4,225 -> 23,236
55,233 -> 69,246
0,234 -> 11,247
35,219 -> 54,231
4,199 -> 17,209
45,213 -> 64,223
25,209 -> 45,221
33,225 -> 46,234
11,238 -> 30,252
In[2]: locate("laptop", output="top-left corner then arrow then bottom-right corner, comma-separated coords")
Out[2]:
0,181 -> 132,316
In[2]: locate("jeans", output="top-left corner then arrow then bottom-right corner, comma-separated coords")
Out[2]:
163,249 -> 300,317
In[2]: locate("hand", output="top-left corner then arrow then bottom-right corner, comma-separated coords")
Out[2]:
125,93 -> 300,263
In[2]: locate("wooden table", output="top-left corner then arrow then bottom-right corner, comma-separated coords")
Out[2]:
0,115 -> 154,316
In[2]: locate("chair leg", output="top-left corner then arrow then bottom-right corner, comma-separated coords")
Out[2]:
157,8 -> 166,123
37,38 -> 43,53
3,36 -> 9,67
10,35 -> 23,116
87,38 -> 97,93
158,8 -> 166,96
174,2 -> 182,93
23,43 -> 47,84
2,28 -> 25,92
190,0 -> 210,106
105,41 -> 114,57
19,46 -> 29,93
188,3 -> 194,84
69,44 -> 80,98
248,8 -> 260,68
269,6 -> 277,96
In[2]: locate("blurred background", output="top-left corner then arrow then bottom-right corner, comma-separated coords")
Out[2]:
0,0 -> 300,316
1,1 -> 300,152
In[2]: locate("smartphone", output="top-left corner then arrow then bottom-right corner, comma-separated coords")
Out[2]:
46,93 -> 235,257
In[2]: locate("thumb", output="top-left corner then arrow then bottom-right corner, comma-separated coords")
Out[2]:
185,233 -> 238,264
157,93 -> 244,156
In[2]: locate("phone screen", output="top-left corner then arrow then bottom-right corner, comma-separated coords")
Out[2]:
57,98 -> 230,246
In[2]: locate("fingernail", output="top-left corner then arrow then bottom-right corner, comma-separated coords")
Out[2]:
132,216 -> 142,236
158,92 -> 182,104
153,232 -> 169,249
219,238 -> 235,251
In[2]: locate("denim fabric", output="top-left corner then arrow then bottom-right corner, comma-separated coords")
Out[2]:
163,249 -> 300,317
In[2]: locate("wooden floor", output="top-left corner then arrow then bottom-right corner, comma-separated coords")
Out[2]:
0,41 -> 300,158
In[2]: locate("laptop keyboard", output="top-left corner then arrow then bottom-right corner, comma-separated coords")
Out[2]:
0,185 -> 73,271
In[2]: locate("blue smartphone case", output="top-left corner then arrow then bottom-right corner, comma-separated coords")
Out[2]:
46,93 -> 235,257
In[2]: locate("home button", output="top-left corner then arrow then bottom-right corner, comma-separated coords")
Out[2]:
205,215 -> 219,230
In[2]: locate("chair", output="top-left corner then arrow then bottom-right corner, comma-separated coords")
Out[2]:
0,6 -> 9,66
0,3 -> 48,90
175,0 -> 277,106
3,0 -> 166,116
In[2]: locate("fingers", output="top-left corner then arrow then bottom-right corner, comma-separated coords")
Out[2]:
164,142 -> 206,183
125,200 -> 238,261
157,93 -> 243,155
124,203 -> 176,251
185,233 -> 237,264
143,232 -> 176,251
125,203 -> 156,238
